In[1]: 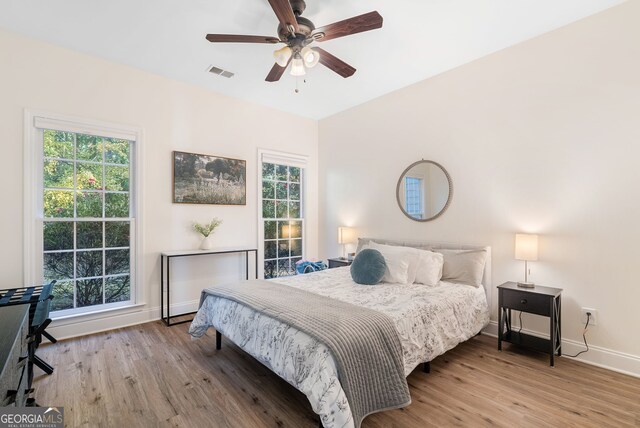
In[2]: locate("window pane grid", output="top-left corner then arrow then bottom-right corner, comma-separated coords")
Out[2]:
43,188 -> 129,194
44,246 -> 129,254
42,129 -> 132,312
43,217 -> 132,222
405,177 -> 423,219
44,156 -> 128,167
262,163 -> 303,279
52,273 -> 130,282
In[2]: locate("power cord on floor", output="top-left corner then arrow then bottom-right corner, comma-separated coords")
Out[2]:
518,311 -> 523,334
517,311 -> 591,358
564,313 -> 591,358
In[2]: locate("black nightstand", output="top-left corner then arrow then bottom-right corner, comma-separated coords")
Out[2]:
327,258 -> 352,269
498,281 -> 562,366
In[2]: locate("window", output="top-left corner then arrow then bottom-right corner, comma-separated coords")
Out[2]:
405,176 -> 424,219
260,161 -> 304,279
25,113 -> 140,317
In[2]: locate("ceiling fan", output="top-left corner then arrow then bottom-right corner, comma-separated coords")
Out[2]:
205,0 -> 383,82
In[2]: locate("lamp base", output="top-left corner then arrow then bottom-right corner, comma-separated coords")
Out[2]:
517,282 -> 535,288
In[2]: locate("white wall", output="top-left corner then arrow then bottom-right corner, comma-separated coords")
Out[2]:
0,29 -> 318,338
319,2 -> 640,372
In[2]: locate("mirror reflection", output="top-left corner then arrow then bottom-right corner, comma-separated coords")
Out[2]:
396,160 -> 452,222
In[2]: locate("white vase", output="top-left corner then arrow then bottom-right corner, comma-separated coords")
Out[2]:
200,236 -> 213,250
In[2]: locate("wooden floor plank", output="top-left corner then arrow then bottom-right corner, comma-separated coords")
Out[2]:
33,322 -> 640,427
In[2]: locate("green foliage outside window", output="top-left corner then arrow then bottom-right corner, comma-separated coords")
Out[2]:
42,130 -> 132,311
262,162 -> 303,279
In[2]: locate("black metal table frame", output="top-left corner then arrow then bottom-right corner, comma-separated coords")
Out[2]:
160,248 -> 258,326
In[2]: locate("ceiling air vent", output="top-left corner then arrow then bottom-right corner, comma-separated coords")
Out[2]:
208,65 -> 234,78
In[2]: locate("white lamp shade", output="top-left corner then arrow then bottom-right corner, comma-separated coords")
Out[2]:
290,57 -> 306,76
273,46 -> 292,67
338,227 -> 357,244
300,46 -> 320,68
515,233 -> 539,261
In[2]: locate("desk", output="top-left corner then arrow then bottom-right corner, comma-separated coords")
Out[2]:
0,283 -> 56,375
160,248 -> 258,326
0,305 -> 30,407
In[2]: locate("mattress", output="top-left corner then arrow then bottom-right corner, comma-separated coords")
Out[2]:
189,267 -> 489,428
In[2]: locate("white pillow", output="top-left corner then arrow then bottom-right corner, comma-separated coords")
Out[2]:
366,241 -> 420,284
435,249 -> 487,287
414,250 -> 444,286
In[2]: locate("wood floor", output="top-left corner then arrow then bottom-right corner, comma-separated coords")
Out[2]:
34,320 -> 640,427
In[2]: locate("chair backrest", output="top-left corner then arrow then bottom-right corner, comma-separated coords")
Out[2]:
31,281 -> 55,328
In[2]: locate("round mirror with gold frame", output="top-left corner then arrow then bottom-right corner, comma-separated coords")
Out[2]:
396,160 -> 453,222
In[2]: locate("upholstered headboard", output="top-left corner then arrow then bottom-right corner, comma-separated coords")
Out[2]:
357,238 -> 492,306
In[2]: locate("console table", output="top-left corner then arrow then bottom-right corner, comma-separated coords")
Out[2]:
160,248 -> 258,326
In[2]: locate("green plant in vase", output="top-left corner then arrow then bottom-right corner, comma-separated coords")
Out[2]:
193,218 -> 223,250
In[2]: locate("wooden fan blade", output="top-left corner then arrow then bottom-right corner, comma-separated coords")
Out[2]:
267,0 -> 299,34
312,11 -> 383,42
206,34 -> 280,44
265,60 -> 290,82
312,47 -> 356,78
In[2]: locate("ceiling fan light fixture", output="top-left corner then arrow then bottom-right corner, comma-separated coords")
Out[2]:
206,4 -> 383,83
290,56 -> 306,76
273,46 -> 292,67
301,46 -> 320,68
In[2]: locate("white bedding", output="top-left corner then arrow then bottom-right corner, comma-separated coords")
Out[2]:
189,267 -> 489,428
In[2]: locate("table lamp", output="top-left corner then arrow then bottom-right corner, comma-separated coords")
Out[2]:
515,233 -> 538,288
338,227 -> 356,260
281,222 -> 299,239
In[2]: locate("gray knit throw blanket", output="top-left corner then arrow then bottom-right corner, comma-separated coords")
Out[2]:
200,280 -> 411,427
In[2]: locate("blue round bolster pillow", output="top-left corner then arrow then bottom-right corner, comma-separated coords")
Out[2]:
350,248 -> 386,285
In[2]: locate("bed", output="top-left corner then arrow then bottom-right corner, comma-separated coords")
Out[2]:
189,240 -> 491,428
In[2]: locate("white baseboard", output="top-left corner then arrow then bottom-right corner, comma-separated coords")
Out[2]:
46,299 -> 200,341
483,321 -> 640,379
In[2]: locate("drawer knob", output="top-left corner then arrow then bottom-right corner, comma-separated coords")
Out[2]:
520,299 -> 527,304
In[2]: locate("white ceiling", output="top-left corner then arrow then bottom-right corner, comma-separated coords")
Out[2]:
0,0 -> 625,119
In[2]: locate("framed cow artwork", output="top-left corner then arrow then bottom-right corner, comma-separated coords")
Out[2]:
172,151 -> 246,205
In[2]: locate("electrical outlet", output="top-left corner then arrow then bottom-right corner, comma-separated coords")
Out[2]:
581,308 -> 598,326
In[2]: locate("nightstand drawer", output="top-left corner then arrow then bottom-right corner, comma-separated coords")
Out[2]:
502,289 -> 550,316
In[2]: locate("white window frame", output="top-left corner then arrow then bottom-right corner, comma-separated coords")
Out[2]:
24,110 -> 144,319
257,149 -> 308,279
403,173 -> 426,220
